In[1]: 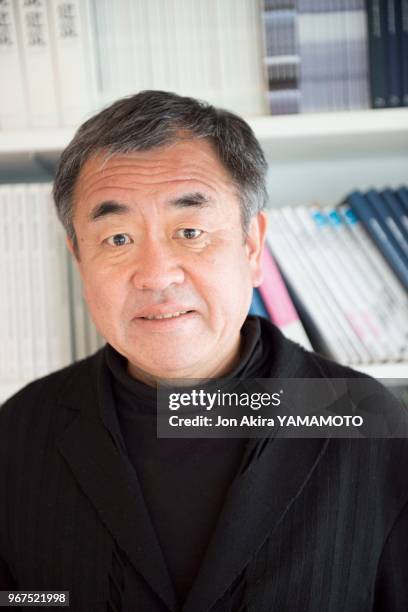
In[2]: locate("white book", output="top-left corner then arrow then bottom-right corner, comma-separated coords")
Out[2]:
339,204 -> 408,334
31,184 -> 50,377
129,0 -> 153,92
325,207 -> 407,360
1,187 -> 19,381
0,190 -> 8,380
42,184 -> 71,370
216,0 -> 265,114
0,0 -> 28,128
267,213 -> 350,363
309,207 -> 399,361
68,259 -> 88,361
16,0 -> 59,127
13,185 -> 35,380
48,0 -> 98,126
281,207 -> 372,363
268,209 -> 361,364
295,206 -> 387,362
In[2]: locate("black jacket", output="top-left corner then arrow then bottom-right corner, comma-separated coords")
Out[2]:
1,322 -> 408,611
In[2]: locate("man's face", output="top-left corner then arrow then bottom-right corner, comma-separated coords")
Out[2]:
69,138 -> 267,384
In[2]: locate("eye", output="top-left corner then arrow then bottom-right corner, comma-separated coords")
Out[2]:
105,233 -> 133,247
175,228 -> 203,240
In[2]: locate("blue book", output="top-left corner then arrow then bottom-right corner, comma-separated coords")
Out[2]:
248,288 -> 269,320
366,0 -> 388,107
396,187 -> 408,214
386,0 -> 402,106
366,189 -> 408,266
381,189 -> 408,244
347,190 -> 408,289
402,0 -> 408,106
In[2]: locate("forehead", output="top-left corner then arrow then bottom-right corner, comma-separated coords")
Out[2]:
73,138 -> 236,210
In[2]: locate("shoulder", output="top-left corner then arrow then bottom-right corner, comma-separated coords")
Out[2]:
0,348 -> 104,427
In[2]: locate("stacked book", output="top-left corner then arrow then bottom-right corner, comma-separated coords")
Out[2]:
252,186 -> 408,364
0,0 -> 265,130
263,0 -> 408,114
0,183 -> 103,389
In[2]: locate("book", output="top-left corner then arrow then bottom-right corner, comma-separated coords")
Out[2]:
296,206 -> 385,362
338,203 -> 408,359
325,206 -> 405,360
48,0 -> 98,126
267,209 -> 361,363
402,0 -> 408,105
0,0 -> 27,128
258,244 -> 312,349
366,0 -> 388,108
347,190 -> 408,290
366,189 -> 408,267
386,0 -> 402,106
16,0 -> 59,127
381,188 -> 408,246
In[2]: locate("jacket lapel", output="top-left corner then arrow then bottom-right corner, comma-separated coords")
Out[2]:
184,324 -> 336,612
56,350 -> 178,612
183,435 -> 329,612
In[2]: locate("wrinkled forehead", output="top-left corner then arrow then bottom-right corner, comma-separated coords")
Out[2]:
73,137 -> 237,208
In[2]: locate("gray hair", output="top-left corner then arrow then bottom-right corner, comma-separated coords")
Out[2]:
53,90 -> 268,252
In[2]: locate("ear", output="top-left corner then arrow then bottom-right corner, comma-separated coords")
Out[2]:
245,211 -> 268,288
65,235 -> 80,264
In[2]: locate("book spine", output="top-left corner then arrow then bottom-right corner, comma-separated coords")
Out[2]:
386,0 -> 402,106
366,0 -> 388,107
347,190 -> 408,290
47,0 -> 97,126
276,207 -> 370,363
396,187 -> 408,214
338,204 -> 408,357
402,0 -> 408,105
0,0 -> 28,128
296,206 -> 385,362
382,189 -> 408,240
340,204 -> 408,308
366,189 -> 408,266
325,207 -> 405,360
267,209 -> 357,363
16,0 -> 60,127
259,244 -> 312,349
32,185 -> 49,376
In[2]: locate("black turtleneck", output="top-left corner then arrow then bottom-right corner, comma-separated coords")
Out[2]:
104,315 -> 276,604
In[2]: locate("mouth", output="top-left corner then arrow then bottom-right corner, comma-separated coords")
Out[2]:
140,310 -> 194,320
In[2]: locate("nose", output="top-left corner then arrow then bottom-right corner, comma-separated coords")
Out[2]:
130,235 -> 185,291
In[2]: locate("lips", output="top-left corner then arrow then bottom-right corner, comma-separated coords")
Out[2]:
143,310 -> 191,320
134,305 -> 194,320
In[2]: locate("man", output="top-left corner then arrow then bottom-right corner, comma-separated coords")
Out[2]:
0,91 -> 407,611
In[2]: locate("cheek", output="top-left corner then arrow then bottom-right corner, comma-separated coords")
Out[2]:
195,249 -> 253,316
81,269 -> 124,324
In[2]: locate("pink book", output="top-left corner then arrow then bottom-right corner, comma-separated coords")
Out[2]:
259,245 -> 312,350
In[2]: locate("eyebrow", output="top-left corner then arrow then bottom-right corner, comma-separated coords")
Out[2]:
89,201 -> 131,222
88,192 -> 212,222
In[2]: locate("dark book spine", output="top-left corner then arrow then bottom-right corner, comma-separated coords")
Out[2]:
347,191 -> 408,289
386,0 -> 402,105
366,0 -> 388,107
381,189 -> 408,243
402,0 -> 408,105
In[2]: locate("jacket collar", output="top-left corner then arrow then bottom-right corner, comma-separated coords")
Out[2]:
55,323 -> 334,612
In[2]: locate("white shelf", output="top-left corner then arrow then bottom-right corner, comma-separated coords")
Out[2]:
248,108 -> 408,161
0,108 -> 407,179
